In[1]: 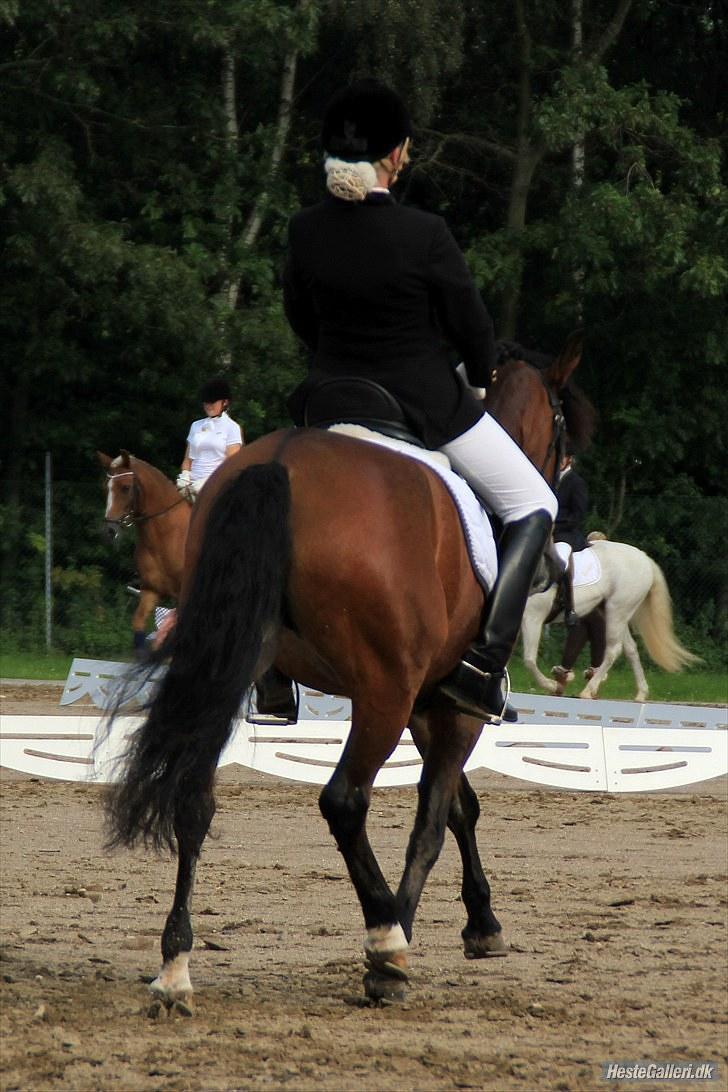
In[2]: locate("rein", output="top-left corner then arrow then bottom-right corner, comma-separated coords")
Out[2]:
105,471 -> 186,529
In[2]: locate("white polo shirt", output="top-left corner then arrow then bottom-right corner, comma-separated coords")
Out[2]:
187,411 -> 242,482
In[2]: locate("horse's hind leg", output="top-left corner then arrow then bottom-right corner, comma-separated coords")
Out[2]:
319,698 -> 412,1001
150,785 -> 215,1010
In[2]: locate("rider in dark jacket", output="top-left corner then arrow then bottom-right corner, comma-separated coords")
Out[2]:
283,79 -> 558,722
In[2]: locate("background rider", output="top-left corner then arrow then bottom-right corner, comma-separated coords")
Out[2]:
177,377 -> 243,501
552,449 -> 607,686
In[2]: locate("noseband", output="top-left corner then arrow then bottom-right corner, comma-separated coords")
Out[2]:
105,470 -> 185,530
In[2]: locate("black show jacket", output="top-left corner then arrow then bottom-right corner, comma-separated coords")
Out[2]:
283,193 -> 495,448
554,467 -> 590,550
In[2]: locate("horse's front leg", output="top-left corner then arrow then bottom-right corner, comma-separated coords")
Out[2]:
132,588 -> 159,656
150,787 -> 215,1011
409,712 -> 506,959
395,709 -> 484,960
319,699 -> 411,1002
448,772 -> 508,959
579,625 -> 624,699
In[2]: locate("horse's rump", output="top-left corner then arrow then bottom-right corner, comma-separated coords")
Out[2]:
189,428 -> 484,700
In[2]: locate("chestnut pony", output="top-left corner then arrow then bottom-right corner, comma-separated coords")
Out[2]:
98,451 -> 190,652
105,334 -> 592,1005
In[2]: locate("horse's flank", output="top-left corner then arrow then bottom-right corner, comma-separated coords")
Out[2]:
186,428 -> 483,699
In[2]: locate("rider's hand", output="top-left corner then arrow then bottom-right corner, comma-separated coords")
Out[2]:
176,469 -> 196,501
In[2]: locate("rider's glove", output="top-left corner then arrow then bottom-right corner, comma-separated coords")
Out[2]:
176,469 -> 195,500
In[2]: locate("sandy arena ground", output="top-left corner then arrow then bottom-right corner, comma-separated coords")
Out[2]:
1,683 -> 726,1091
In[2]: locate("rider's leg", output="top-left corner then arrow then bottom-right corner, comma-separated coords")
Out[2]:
255,665 -> 298,720
438,413 -> 557,721
552,616 -> 588,687
561,553 -> 579,628
582,602 -> 607,678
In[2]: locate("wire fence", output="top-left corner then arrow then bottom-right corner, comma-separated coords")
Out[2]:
1,472 -> 726,667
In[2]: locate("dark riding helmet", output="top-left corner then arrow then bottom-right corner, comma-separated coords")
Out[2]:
200,377 -> 231,403
321,79 -> 411,162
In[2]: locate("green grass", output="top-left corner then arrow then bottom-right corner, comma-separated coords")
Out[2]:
1,645 -> 726,706
507,657 -> 727,705
0,647 -> 131,681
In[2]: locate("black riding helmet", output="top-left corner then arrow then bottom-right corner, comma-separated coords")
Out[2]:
199,377 -> 231,404
321,79 -> 411,162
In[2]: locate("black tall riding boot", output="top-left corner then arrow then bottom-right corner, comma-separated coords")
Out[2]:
438,509 -> 553,722
561,557 -> 579,628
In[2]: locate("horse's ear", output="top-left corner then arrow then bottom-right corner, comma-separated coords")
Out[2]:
97,451 -> 112,469
545,329 -> 583,390
120,449 -> 132,467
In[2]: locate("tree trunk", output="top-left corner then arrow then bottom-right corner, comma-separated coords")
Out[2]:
242,46 -> 298,249
499,0 -> 543,337
607,469 -> 627,536
222,47 -> 240,314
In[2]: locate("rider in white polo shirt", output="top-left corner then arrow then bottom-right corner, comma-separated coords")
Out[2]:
177,377 -> 243,499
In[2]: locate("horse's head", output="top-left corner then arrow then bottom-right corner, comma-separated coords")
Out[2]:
487,331 -> 596,486
98,450 -> 137,542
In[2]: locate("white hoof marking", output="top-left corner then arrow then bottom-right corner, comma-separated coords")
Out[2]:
364,923 -> 408,957
149,953 -> 193,1003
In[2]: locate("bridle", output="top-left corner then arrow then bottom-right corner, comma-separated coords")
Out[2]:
104,470 -> 186,530
538,373 -> 567,489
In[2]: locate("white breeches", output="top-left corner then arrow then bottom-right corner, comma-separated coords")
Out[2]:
440,412 -> 558,526
553,541 -> 572,570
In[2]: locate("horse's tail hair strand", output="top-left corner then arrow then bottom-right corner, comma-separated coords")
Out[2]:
632,560 -> 700,673
104,462 -> 292,853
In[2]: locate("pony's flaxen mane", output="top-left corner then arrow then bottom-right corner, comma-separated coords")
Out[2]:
494,338 -> 597,453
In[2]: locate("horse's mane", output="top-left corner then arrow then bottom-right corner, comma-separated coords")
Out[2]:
123,453 -> 178,495
495,339 -> 552,372
560,384 -> 597,453
494,338 -> 598,454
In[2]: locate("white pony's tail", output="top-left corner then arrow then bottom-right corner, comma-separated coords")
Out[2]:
632,561 -> 700,672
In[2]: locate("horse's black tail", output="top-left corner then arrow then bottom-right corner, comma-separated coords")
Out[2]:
105,462 -> 291,853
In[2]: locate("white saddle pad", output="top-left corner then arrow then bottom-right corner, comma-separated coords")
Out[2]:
572,547 -> 602,587
329,425 -> 497,592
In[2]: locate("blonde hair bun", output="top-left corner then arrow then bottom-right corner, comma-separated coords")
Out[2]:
324,157 -> 377,201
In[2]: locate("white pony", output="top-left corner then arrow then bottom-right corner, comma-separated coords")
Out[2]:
519,539 -> 698,701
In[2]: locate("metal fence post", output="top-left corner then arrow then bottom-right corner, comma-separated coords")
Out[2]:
45,451 -> 52,650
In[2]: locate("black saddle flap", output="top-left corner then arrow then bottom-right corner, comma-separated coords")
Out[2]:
303,377 -> 424,447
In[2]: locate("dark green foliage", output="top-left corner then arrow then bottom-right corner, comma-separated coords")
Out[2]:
1,1 -> 725,662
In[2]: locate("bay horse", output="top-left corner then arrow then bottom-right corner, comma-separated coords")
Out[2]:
104,333 -> 593,1006
98,451 -> 190,651
520,538 -> 698,701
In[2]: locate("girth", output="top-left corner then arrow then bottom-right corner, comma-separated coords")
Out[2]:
303,376 -> 425,448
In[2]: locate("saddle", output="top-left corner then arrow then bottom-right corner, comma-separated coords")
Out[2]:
303,377 -> 425,448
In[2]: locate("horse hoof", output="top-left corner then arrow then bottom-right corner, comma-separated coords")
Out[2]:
363,969 -> 408,1003
363,951 -> 409,1003
463,932 -> 509,960
149,980 -> 193,1010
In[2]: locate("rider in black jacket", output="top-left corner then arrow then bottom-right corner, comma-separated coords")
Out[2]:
283,79 -> 558,722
